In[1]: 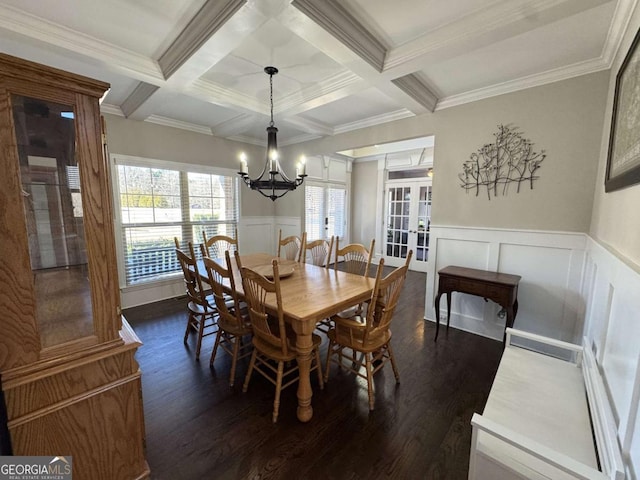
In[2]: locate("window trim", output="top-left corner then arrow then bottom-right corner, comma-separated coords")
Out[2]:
110,153 -> 241,290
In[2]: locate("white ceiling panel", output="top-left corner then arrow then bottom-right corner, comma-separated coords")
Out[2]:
0,0 -> 629,146
151,91 -> 239,128
347,0 -> 492,47
201,18 -> 347,98
424,1 -> 616,97
0,0 -> 205,57
298,88 -> 400,127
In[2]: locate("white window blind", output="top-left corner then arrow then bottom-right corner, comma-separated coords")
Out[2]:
115,161 -> 239,286
305,185 -> 324,240
305,183 -> 346,242
327,186 -> 345,239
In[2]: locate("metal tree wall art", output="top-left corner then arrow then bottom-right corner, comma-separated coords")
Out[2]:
459,124 -> 546,199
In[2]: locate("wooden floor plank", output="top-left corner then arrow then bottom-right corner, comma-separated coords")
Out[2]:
124,269 -> 503,479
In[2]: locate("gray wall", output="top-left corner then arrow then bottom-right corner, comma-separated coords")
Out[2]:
283,71 -> 610,234
351,160 -> 378,245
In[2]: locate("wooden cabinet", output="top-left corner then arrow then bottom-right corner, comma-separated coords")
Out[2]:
0,53 -> 149,479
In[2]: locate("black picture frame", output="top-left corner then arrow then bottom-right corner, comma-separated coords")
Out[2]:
605,26 -> 640,192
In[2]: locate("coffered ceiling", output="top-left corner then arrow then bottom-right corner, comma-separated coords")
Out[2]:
0,0 -> 634,147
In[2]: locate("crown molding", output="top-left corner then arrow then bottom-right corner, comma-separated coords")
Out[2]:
158,0 -> 247,79
100,103 -> 124,117
0,3 -> 164,84
120,82 -> 160,118
601,0 -> 639,68
435,56 -> 610,111
391,74 -> 438,112
291,0 -> 387,72
145,115 -> 214,136
334,109 -> 414,135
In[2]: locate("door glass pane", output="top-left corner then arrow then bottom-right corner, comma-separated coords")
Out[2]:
13,94 -> 94,348
416,185 -> 431,262
386,187 -> 410,259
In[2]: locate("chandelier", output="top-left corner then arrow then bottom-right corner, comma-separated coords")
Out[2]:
238,66 -> 306,201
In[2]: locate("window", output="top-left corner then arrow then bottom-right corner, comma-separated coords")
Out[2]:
114,157 -> 239,286
305,183 -> 346,242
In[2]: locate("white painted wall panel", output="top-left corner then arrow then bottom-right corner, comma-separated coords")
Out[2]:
498,244 -> 572,340
602,267 -> 640,438
328,158 -> 347,182
582,238 -> 640,478
426,226 -> 586,343
240,216 -> 276,255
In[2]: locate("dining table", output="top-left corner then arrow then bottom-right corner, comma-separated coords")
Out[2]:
198,252 -> 374,422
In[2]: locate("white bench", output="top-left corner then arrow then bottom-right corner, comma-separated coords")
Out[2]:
468,328 -> 624,480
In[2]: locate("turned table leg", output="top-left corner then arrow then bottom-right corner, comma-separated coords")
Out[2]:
292,319 -> 314,422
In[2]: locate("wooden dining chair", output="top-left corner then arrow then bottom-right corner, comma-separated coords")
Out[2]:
240,259 -> 324,423
334,238 -> 375,276
301,235 -> 334,268
324,251 -> 412,410
324,237 -> 376,328
277,229 -> 302,262
202,229 -> 238,258
175,244 -> 218,360
204,251 -> 252,387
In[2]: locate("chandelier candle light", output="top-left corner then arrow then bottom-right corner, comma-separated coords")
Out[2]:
238,66 -> 307,201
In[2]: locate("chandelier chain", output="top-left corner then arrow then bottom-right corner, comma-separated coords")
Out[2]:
269,72 -> 274,127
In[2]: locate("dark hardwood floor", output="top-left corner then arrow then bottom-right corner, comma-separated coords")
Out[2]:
124,269 -> 503,480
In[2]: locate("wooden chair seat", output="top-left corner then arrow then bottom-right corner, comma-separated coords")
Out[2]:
327,316 -> 391,351
253,332 -> 323,362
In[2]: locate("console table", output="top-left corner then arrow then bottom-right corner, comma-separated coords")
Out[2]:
434,266 -> 521,342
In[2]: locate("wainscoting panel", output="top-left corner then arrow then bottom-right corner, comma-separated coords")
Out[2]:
582,238 -> 640,479
425,226 -> 587,343
240,216 -> 276,255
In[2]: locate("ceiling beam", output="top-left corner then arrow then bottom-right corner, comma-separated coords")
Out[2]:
121,82 -> 160,118
291,0 -> 387,72
391,74 -> 438,112
158,0 -> 247,79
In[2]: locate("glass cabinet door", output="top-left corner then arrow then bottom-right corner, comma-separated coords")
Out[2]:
12,94 -> 95,348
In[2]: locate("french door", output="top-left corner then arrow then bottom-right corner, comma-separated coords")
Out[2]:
384,181 -> 431,272
304,183 -> 347,242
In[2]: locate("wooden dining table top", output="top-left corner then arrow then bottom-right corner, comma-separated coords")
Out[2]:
205,252 -> 375,323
